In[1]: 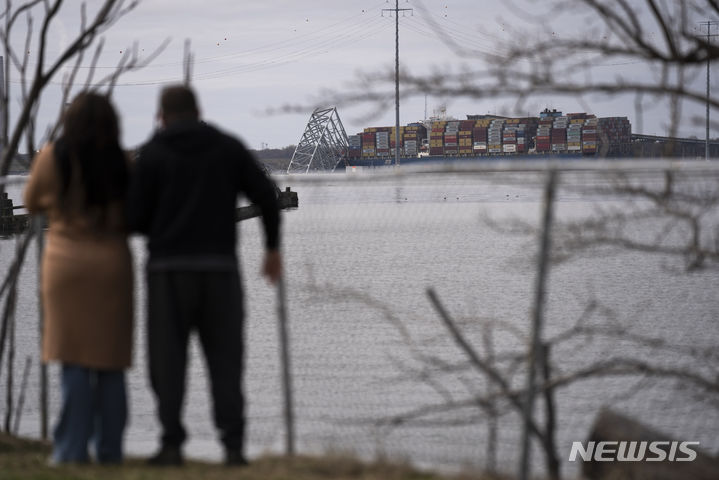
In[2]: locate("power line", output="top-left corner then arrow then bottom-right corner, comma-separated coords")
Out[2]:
8,13 -> 394,86
20,3 -> 390,72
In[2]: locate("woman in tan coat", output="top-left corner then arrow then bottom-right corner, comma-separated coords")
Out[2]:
24,92 -> 133,464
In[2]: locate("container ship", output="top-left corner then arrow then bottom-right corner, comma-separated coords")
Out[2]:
346,109 -> 632,166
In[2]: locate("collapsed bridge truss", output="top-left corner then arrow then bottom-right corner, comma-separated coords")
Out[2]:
287,107 -> 349,173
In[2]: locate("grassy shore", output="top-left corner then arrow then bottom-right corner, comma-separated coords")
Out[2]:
0,433 -> 508,480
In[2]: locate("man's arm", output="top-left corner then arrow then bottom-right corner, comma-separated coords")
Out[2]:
235,142 -> 282,283
236,142 -> 281,251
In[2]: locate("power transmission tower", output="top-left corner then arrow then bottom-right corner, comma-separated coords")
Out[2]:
287,107 -> 349,173
382,0 -> 412,167
700,21 -> 719,160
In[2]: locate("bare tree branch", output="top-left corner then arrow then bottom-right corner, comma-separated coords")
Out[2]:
0,0 -> 150,176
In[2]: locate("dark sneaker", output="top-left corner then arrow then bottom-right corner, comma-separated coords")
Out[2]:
147,445 -> 183,466
225,448 -> 248,467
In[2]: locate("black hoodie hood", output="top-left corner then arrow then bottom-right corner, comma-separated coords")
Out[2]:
153,120 -> 220,155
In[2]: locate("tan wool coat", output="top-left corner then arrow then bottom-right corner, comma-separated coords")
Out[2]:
24,144 -> 133,370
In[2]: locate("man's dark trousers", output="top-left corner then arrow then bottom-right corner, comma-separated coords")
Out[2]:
147,269 -> 244,451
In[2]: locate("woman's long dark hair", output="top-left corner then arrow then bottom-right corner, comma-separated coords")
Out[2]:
54,92 -> 128,227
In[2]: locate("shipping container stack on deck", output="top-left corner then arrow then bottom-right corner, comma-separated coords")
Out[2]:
503,118 -> 517,153
361,130 -> 376,158
348,134 -> 362,160
567,121 -> 582,152
501,118 -> 536,154
516,120 -> 527,153
458,120 -> 474,155
347,109 -> 631,165
582,117 -> 598,154
376,129 -> 390,158
551,116 -> 568,153
536,117 -> 552,153
403,124 -> 426,157
473,119 -> 491,154
598,117 -> 631,156
430,121 -> 446,156
488,119 -> 505,154
443,121 -> 459,156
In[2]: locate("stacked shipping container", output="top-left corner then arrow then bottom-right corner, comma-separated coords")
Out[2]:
503,119 -> 517,153
353,111 -> 631,162
429,121 -> 445,156
551,116 -> 568,152
404,124 -> 425,156
348,134 -> 362,159
458,120 -> 474,155
444,121 -> 459,156
567,121 -> 582,152
376,131 -> 390,157
472,118 -> 491,153
488,119 -> 504,153
582,117 -> 598,154
361,131 -> 375,157
598,117 -> 632,155
360,124 -> 428,158
536,118 -> 552,153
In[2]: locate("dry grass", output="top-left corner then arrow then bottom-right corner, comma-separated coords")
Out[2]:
0,433 -> 509,480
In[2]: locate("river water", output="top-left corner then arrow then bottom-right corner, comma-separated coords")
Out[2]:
2,168 -> 718,476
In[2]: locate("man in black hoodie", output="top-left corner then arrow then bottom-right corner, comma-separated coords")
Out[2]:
127,85 -> 281,467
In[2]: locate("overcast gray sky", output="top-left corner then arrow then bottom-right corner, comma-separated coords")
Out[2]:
16,1 -> 715,150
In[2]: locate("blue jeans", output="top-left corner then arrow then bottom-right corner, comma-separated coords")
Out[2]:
52,364 -> 127,464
